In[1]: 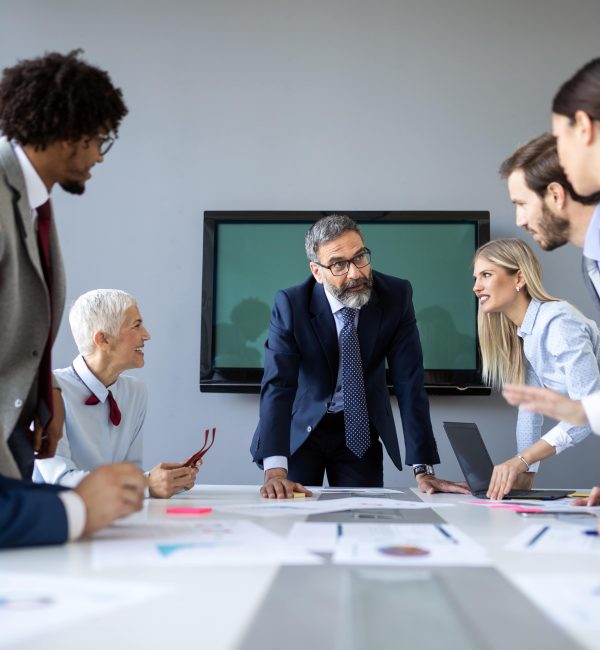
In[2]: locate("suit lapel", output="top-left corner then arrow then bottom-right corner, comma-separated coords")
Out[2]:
310,283 -> 339,382
357,291 -> 381,369
0,138 -> 45,284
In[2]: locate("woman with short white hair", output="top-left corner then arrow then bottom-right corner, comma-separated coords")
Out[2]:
34,289 -> 199,497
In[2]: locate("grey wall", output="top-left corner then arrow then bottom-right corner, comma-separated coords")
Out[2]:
4,0 -> 600,488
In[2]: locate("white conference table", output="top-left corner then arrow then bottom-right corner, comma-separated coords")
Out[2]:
1,485 -> 599,650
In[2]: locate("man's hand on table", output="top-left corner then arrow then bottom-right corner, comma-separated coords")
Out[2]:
416,474 -> 470,495
261,468 -> 313,499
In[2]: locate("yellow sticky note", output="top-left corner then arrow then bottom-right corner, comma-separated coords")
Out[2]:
292,491 -> 306,498
568,492 -> 590,498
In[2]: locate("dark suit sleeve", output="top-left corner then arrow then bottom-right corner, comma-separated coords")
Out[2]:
0,476 -> 69,549
387,282 -> 440,466
253,290 -> 301,460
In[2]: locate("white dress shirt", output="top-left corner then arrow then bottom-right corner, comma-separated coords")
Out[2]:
517,299 -> 600,470
34,355 -> 147,486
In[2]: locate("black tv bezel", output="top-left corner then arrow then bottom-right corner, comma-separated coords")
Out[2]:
200,211 -> 491,395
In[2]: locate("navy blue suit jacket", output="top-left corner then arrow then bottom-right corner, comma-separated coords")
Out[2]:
0,476 -> 69,548
250,271 -> 440,470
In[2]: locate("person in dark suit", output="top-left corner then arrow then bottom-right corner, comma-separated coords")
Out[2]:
251,214 -> 470,498
0,50 -> 146,547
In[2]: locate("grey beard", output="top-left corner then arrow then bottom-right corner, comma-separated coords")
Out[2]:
326,276 -> 373,309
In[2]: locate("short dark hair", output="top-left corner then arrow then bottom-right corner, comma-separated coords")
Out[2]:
553,58 -> 600,122
0,49 -> 128,149
499,133 -> 600,206
305,214 -> 363,262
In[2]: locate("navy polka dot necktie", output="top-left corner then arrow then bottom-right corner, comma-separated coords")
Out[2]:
340,307 -> 371,458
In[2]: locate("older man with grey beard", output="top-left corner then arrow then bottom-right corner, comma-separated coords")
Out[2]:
250,214 -> 469,498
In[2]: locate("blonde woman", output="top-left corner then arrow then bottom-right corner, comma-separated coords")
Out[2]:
473,239 -> 600,499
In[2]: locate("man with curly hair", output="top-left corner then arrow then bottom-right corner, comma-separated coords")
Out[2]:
0,50 -> 146,548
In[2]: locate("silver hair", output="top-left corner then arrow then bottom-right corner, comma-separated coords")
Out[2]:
304,214 -> 363,262
69,289 -> 137,356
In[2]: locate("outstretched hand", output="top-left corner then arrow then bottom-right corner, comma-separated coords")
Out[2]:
503,384 -> 588,426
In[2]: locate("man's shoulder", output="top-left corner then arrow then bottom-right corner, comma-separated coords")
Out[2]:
372,270 -> 411,297
278,275 -> 316,297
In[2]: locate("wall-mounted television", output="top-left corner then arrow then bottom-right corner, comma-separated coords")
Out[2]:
201,211 -> 490,395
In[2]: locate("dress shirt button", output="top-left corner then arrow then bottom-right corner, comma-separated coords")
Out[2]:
307,425 -> 312,432
14,399 -> 23,408
32,349 -> 39,357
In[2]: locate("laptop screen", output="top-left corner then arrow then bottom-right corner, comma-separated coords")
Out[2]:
443,422 -> 494,493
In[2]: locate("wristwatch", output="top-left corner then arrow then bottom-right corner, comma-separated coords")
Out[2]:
413,464 -> 435,478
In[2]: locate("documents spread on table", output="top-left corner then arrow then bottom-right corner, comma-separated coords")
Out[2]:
0,572 -> 165,648
511,575 -> 600,632
91,519 -> 321,569
214,496 -> 454,518
287,522 -> 489,565
507,523 -> 600,553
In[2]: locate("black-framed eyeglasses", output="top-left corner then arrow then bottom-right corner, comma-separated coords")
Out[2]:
314,248 -> 372,276
97,133 -> 116,156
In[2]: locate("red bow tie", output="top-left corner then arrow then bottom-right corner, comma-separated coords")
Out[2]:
85,390 -> 122,426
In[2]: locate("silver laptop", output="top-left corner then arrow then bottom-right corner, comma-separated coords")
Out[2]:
443,421 -> 572,500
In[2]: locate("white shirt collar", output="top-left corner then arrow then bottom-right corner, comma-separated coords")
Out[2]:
12,142 -> 49,210
73,355 -> 109,402
583,203 -> 600,262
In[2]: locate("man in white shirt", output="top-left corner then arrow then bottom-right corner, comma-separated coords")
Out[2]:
0,50 -> 146,548
497,132 -> 600,505
35,289 -> 200,497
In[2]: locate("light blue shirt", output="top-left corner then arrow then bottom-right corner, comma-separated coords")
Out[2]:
516,299 -> 600,470
584,203 -> 600,263
33,355 -> 147,487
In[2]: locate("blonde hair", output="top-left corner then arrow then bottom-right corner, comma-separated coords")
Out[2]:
475,239 -> 558,389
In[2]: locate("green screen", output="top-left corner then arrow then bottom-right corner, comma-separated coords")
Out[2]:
214,222 -> 476,369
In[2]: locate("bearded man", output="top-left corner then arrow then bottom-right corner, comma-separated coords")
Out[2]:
251,214 -> 469,497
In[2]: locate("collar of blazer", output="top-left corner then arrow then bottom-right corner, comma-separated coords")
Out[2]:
309,276 -> 382,381
0,137 -> 46,283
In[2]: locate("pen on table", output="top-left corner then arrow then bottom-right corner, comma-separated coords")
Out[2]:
435,524 -> 458,544
583,529 -> 599,536
527,525 -> 549,547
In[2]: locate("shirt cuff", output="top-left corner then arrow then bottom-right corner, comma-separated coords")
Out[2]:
541,424 -> 574,455
58,490 -> 86,541
582,392 -> 600,434
263,456 -> 288,472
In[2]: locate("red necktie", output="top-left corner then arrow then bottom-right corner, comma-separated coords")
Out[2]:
36,200 -> 54,425
85,391 -> 122,426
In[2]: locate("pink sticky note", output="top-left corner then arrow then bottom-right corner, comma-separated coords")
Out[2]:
166,507 -> 212,515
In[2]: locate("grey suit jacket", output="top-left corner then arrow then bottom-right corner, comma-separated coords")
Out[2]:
0,137 -> 66,477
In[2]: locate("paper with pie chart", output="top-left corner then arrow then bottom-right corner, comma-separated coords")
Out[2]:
331,523 -> 490,566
